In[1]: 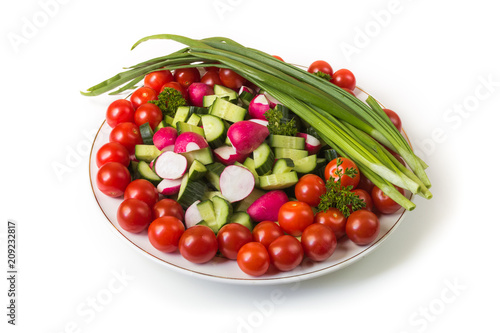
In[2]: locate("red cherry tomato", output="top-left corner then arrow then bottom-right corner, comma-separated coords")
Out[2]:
252,221 -> 285,249
371,186 -> 404,214
294,174 -> 326,207
174,67 -> 201,89
268,235 -> 304,272
201,70 -> 223,88
357,172 -> 375,193
130,87 -> 158,109
331,69 -> 356,91
383,109 -> 403,132
109,122 -> 143,154
278,201 -> 314,237
342,88 -> 356,96
152,199 -> 184,221
324,157 -> 360,189
96,142 -> 130,168
301,224 -> 337,261
161,81 -> 188,100
124,179 -> 159,209
351,189 -> 373,212
236,242 -> 270,277
144,70 -> 174,94
217,223 -> 253,260
96,162 -> 131,197
178,225 -> 218,264
116,198 -> 152,233
314,207 -> 347,240
134,103 -> 163,130
148,216 -> 185,252
219,68 -> 246,90
345,210 -> 380,245
106,99 -> 135,128
307,60 -> 334,77
272,55 -> 284,61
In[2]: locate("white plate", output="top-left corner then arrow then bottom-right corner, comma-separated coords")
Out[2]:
89,88 -> 413,285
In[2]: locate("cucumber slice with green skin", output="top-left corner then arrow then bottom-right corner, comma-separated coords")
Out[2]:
253,143 -> 275,176
165,115 -> 174,126
269,135 -> 305,150
209,97 -> 247,123
201,114 -> 228,148
238,91 -> 254,107
202,191 -> 223,201
135,144 -> 162,162
187,113 -> 201,126
196,200 -> 218,233
176,121 -> 205,136
230,211 -> 254,231
177,174 -> 207,209
272,158 -> 295,174
180,147 -> 214,166
214,84 -> 238,99
323,149 -> 338,162
188,159 -> 207,181
137,161 -> 161,186
172,106 -> 192,127
293,155 -> 317,174
154,119 -> 169,132
259,171 -> 299,190
139,123 -> 154,145
234,188 -> 266,213
212,195 -> 233,231
189,106 -> 209,115
312,158 -> 328,178
128,160 -> 140,180
205,162 -> 225,191
274,147 -> 308,162
241,158 -> 260,187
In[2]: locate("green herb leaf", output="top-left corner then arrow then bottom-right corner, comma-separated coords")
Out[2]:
313,71 -> 332,81
264,106 -> 298,136
149,87 -> 186,117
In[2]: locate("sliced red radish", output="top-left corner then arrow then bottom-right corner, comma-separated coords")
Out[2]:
185,200 -> 203,228
227,121 -> 269,155
297,133 -> 322,155
261,91 -> 280,109
248,94 -> 270,120
157,178 -> 183,196
154,151 -> 187,179
213,145 -> 249,165
247,190 -> 289,222
239,86 -> 254,94
248,119 -> 269,127
174,132 -> 209,153
219,165 -> 255,203
188,82 -> 214,107
153,127 -> 178,151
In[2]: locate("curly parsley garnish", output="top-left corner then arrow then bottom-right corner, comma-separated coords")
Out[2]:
264,106 -> 298,136
148,87 -> 186,117
313,71 -> 332,81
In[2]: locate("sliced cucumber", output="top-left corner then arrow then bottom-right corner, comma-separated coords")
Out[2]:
213,195 -> 233,231
209,97 -> 247,123
202,191 -> 223,201
323,148 -> 338,162
188,159 -> 207,181
274,147 -> 308,162
253,143 -> 275,176
293,155 -> 317,174
269,135 -> 305,150
189,106 -> 209,115
128,160 -> 140,180
259,171 -> 299,190
214,84 -> 238,99
180,147 -> 214,166
201,114 -> 227,148
137,161 -> 161,186
177,174 -> 207,209
135,144 -> 162,162
313,158 -> 328,178
234,188 -> 266,212
238,91 -> 254,107
172,106 -> 191,126
230,211 -> 254,231
154,119 -> 169,132
187,113 -> 201,126
236,159 -> 259,188
196,200 -> 218,233
205,162 -> 225,191
139,123 -> 154,145
272,158 -> 295,174
176,121 -> 205,136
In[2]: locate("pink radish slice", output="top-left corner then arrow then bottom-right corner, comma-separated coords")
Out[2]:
261,91 -> 280,108
174,132 -> 209,153
227,121 -> 269,155
248,119 -> 269,127
297,133 -> 322,155
247,190 -> 289,222
153,127 -> 178,151
185,200 -> 203,228
157,178 -> 183,196
220,165 -> 255,203
239,86 -> 254,94
248,94 -> 270,120
154,151 -> 187,180
188,82 -> 214,107
213,145 -> 249,165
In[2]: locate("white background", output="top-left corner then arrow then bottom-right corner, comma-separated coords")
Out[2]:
2,0 -> 499,332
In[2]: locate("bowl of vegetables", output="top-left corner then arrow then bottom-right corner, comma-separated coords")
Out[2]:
86,34 -> 431,284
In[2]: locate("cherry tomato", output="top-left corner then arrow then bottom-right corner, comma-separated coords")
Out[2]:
134,103 -> 163,129
324,157 -> 360,189
268,235 -> 304,272
301,224 -> 337,261
383,109 -> 403,132
178,225 -> 218,264
106,99 -> 135,128
174,68 -> 201,89
124,179 -> 159,209
331,69 -> 356,91
357,172 -> 375,193
130,87 -> 158,109
307,60 -> 334,77
161,81 -> 188,100
144,70 -> 174,94
351,189 -> 373,212
96,142 -> 130,168
372,186 -> 404,214
314,207 -> 347,240
96,162 -> 131,197
278,201 -> 314,237
116,198 -> 152,233
345,210 -> 380,245
343,88 -> 356,96
109,122 -> 143,154
201,70 -> 223,88
148,216 -> 185,252
217,223 -> 253,260
272,55 -> 284,61
294,174 -> 326,207
152,199 -> 184,221
252,221 -> 285,249
236,242 -> 270,277
219,68 -> 246,90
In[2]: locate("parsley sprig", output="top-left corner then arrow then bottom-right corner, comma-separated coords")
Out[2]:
148,87 -> 186,117
264,106 -> 298,136
318,158 -> 366,217
313,71 -> 332,81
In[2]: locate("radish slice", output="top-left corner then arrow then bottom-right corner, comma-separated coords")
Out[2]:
227,121 -> 269,155
247,190 -> 289,222
174,132 -> 209,153
261,91 -> 280,108
185,200 -> 203,228
248,119 -> 269,127
297,133 -> 322,155
157,178 -> 183,196
154,151 -> 187,180
188,82 -> 214,107
248,94 -> 270,120
239,86 -> 254,94
153,127 -> 178,151
213,145 -> 249,165
220,165 -> 255,203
